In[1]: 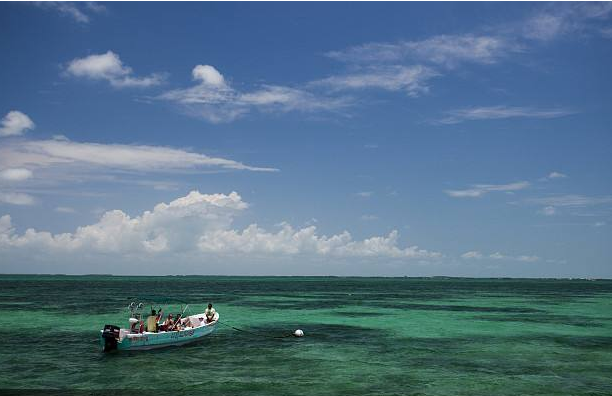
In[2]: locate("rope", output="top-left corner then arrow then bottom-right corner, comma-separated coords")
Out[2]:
217,320 -> 296,340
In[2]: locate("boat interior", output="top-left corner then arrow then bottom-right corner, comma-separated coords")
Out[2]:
122,312 -> 219,339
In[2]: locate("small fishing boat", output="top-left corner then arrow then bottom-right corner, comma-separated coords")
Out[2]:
100,303 -> 219,352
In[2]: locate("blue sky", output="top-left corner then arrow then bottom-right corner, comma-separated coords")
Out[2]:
0,2 -> 611,276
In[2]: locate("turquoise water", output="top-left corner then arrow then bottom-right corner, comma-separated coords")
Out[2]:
0,276 -> 611,395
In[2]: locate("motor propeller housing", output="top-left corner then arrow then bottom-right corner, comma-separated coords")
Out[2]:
102,324 -> 120,352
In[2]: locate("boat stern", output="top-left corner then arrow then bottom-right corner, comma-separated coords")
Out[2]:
100,324 -> 121,352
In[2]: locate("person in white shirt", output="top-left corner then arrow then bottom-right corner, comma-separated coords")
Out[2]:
205,303 -> 216,323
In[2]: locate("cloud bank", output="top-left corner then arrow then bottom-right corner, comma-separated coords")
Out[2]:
0,191 -> 441,267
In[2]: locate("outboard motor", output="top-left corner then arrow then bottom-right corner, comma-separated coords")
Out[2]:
102,324 -> 120,352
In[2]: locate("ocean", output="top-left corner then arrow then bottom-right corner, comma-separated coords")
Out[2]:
0,275 -> 611,395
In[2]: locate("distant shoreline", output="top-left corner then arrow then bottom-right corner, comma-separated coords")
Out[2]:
0,273 -> 609,281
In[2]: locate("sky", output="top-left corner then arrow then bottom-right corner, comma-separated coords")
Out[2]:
0,2 -> 611,277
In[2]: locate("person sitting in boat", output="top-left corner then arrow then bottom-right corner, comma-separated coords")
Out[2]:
171,314 -> 183,331
146,309 -> 158,333
161,314 -> 174,331
205,303 -> 216,323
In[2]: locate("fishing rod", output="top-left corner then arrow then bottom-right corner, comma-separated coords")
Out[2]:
169,304 -> 190,331
217,320 -> 304,339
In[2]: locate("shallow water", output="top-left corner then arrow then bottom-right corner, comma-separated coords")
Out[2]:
0,276 -> 611,395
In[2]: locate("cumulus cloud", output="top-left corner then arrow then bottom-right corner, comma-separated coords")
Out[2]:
0,168 -> 33,182
66,51 -> 164,88
199,225 -> 438,259
192,65 -> 226,87
0,138 -> 277,173
435,106 -> 574,124
0,191 -> 441,262
158,65 -> 351,123
445,181 -> 529,198
0,111 -> 35,137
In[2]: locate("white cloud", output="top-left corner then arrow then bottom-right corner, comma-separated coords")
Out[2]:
540,206 -> 557,216
360,214 -> 379,221
522,3 -> 612,41
55,207 -> 77,214
0,111 -> 35,137
192,65 -> 227,87
66,51 -> 164,88
0,138 -> 277,173
0,191 -> 441,261
594,221 -> 606,227
0,192 -> 35,206
435,106 -> 574,124
461,250 -> 483,259
601,27 -> 612,38
158,65 -> 351,123
326,34 -> 517,68
356,191 -> 374,198
315,5 -> 610,119
34,2 -> 105,23
313,65 -> 438,96
445,181 -> 529,198
525,195 -> 612,208
198,225 -> 439,259
548,171 -> 567,179
462,250 -> 539,262
516,255 -> 540,262
240,85 -> 349,112
0,168 -> 33,182
526,194 -> 612,217
523,14 -> 565,41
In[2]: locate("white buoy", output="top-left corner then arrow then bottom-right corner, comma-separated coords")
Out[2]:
293,329 -> 304,337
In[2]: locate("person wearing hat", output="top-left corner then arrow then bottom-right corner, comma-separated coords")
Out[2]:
205,303 -> 216,323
